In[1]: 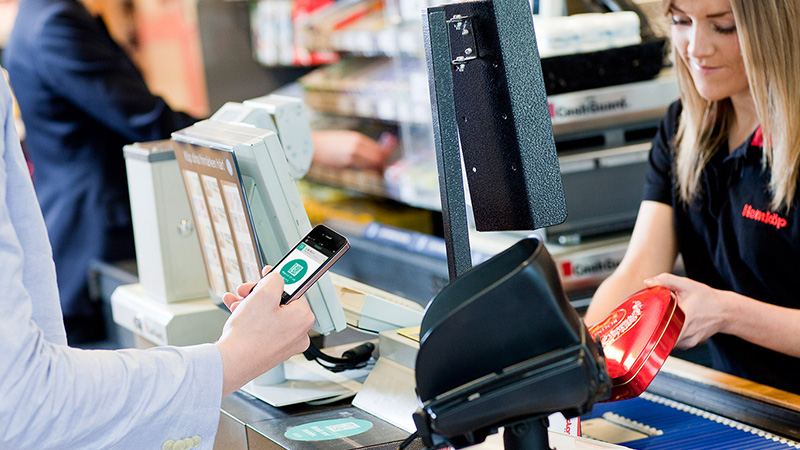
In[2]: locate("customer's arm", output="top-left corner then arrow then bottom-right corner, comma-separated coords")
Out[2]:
0,151 -> 310,449
0,75 -> 311,449
0,77 -> 219,449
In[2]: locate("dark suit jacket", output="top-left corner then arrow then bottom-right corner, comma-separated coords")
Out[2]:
3,0 -> 197,318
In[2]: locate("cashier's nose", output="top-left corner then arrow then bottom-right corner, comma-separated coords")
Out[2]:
687,25 -> 715,61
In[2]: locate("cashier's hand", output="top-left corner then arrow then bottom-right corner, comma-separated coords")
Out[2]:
215,267 -> 315,397
645,273 -> 728,350
311,130 -> 395,171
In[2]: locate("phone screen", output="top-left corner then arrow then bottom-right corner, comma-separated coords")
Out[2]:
273,239 -> 334,301
249,224 -> 348,304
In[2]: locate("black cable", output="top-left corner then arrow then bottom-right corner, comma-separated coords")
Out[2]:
397,431 -> 419,450
303,341 -> 375,373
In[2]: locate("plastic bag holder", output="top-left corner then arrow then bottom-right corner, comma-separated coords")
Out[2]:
412,238 -> 611,450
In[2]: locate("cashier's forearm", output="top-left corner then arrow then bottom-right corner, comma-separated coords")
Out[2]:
585,271 -> 649,325
720,292 -> 800,359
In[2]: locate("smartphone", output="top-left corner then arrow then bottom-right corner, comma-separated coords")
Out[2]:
252,224 -> 350,305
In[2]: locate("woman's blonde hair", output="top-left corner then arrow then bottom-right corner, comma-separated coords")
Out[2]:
663,0 -> 800,211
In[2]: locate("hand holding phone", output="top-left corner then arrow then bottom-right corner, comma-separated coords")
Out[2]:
250,224 -> 349,305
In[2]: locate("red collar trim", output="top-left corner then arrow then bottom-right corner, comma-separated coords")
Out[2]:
751,127 -> 764,147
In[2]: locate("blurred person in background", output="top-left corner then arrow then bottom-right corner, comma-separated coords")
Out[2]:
4,0 -> 197,344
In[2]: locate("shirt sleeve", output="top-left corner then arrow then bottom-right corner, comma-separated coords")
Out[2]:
0,74 -> 223,450
642,100 -> 681,205
34,4 -> 196,143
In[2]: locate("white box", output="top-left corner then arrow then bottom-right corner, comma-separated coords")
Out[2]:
111,284 -> 227,346
124,141 -> 209,303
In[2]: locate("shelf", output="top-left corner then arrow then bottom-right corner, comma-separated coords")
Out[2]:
299,56 -> 430,123
303,156 -> 441,212
295,0 -> 427,58
288,0 -> 675,245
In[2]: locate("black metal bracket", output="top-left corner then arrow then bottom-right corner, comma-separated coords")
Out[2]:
423,0 -> 568,280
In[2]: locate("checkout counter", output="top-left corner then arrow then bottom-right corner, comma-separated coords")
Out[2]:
211,358 -> 800,450
108,99 -> 800,450
109,125 -> 800,450
103,1 -> 800,449
109,113 -> 800,449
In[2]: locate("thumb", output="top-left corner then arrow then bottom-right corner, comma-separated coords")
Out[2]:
644,272 -> 688,292
250,271 -> 285,307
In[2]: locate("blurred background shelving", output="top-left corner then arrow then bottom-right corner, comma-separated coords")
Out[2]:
2,0 -> 679,306
1,0 -> 674,232
284,0 -> 446,210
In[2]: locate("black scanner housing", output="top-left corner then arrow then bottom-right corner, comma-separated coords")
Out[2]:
413,238 -> 611,449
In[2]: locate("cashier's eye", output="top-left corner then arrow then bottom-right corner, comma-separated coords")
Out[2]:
670,14 -> 691,26
713,23 -> 737,35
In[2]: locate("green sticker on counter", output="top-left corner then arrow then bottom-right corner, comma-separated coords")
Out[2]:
284,418 -> 374,441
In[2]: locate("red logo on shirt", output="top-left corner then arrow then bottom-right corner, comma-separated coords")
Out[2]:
742,204 -> 787,229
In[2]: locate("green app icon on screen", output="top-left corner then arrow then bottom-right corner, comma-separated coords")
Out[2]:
280,259 -> 309,284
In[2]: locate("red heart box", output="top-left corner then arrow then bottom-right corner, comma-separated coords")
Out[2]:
588,286 -> 685,402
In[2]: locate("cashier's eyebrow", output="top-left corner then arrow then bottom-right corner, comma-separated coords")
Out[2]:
670,5 -> 733,19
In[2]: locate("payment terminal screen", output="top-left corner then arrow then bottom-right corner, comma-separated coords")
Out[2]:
273,240 -> 333,297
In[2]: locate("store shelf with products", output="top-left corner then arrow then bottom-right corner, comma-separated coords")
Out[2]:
278,0 -> 679,245
298,57 -> 430,124
294,0 -> 425,58
300,71 -> 679,222
298,179 -> 437,235
249,0 -> 340,67
300,148 -> 440,212
296,179 -> 450,303
285,0 -> 445,212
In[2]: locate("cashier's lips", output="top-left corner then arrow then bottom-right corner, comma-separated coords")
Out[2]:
588,286 -> 684,402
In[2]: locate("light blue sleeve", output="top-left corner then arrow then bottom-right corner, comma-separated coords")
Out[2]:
0,73 -> 225,450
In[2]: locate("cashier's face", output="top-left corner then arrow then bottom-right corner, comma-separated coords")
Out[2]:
669,0 -> 750,103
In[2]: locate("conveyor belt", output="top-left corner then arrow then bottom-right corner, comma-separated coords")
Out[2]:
582,393 -> 800,449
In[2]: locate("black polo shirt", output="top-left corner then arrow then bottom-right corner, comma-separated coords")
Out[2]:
643,101 -> 800,394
